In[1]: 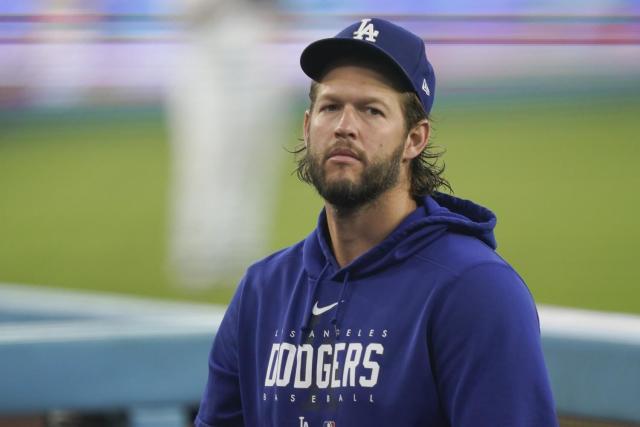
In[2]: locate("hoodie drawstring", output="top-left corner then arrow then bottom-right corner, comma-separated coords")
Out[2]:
331,271 -> 351,338
300,262 -> 331,335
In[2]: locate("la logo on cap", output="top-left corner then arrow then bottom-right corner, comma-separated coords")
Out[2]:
353,18 -> 379,42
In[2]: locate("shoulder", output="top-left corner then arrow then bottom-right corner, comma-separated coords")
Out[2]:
412,231 -> 536,324
424,254 -> 539,342
245,239 -> 305,280
233,239 -> 307,305
415,231 -> 510,276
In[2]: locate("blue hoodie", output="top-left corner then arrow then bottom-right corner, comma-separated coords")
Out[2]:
195,193 -> 558,427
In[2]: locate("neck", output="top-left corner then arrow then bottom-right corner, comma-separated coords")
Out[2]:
325,188 -> 417,268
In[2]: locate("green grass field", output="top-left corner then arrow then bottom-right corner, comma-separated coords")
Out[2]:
1,94 -> 639,314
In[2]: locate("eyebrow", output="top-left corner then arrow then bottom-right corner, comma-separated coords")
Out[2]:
317,92 -> 391,109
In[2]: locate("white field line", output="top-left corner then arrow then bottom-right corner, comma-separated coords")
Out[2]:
0,282 -> 224,318
0,318 -> 223,344
0,282 -> 225,343
538,305 -> 640,345
2,283 -> 640,346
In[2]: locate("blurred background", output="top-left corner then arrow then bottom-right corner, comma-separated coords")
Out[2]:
1,0 -> 640,426
1,0 -> 639,312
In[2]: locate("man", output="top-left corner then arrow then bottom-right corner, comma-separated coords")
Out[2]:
196,18 -> 558,427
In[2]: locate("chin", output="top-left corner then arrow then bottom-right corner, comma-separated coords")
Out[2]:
325,175 -> 360,189
325,166 -> 361,180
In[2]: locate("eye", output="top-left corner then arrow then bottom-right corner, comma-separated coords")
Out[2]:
319,104 -> 339,112
366,107 -> 383,116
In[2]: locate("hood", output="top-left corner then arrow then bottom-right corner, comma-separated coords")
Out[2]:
298,192 -> 497,335
302,192 -> 497,281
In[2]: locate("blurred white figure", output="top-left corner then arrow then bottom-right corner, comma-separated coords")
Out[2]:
167,0 -> 284,288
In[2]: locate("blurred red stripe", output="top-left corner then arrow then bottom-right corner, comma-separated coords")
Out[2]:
0,36 -> 637,45
0,13 -> 638,23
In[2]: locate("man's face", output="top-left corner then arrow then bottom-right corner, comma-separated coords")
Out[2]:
303,65 -> 409,210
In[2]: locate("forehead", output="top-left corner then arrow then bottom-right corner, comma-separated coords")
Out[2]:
316,65 -> 404,103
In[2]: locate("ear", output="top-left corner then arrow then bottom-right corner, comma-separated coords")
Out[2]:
303,110 -> 311,147
403,119 -> 430,161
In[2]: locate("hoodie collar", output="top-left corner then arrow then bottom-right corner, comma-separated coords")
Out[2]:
302,192 -> 497,281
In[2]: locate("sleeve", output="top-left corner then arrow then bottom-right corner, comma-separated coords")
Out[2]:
429,262 -> 559,427
195,279 -> 245,427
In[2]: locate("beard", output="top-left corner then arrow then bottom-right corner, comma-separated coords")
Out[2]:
305,138 -> 404,211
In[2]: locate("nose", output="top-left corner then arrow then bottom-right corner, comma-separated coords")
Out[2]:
334,105 -> 357,140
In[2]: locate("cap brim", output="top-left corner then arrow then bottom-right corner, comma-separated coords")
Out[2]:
300,38 -> 414,91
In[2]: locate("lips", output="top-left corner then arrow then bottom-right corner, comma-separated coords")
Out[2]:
326,147 -> 360,162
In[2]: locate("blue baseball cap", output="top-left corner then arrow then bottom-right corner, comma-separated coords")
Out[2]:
300,18 -> 436,115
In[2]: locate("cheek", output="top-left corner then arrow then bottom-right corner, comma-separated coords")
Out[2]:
307,120 -> 334,148
368,125 -> 405,149
304,135 -> 324,160
306,140 -> 322,159
309,114 -> 332,133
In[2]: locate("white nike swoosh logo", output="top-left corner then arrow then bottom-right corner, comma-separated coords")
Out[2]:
312,301 -> 338,316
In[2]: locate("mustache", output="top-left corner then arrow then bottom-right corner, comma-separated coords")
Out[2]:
323,142 -> 365,163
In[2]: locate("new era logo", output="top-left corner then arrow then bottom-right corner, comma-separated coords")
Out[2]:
353,18 -> 379,42
422,78 -> 431,96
